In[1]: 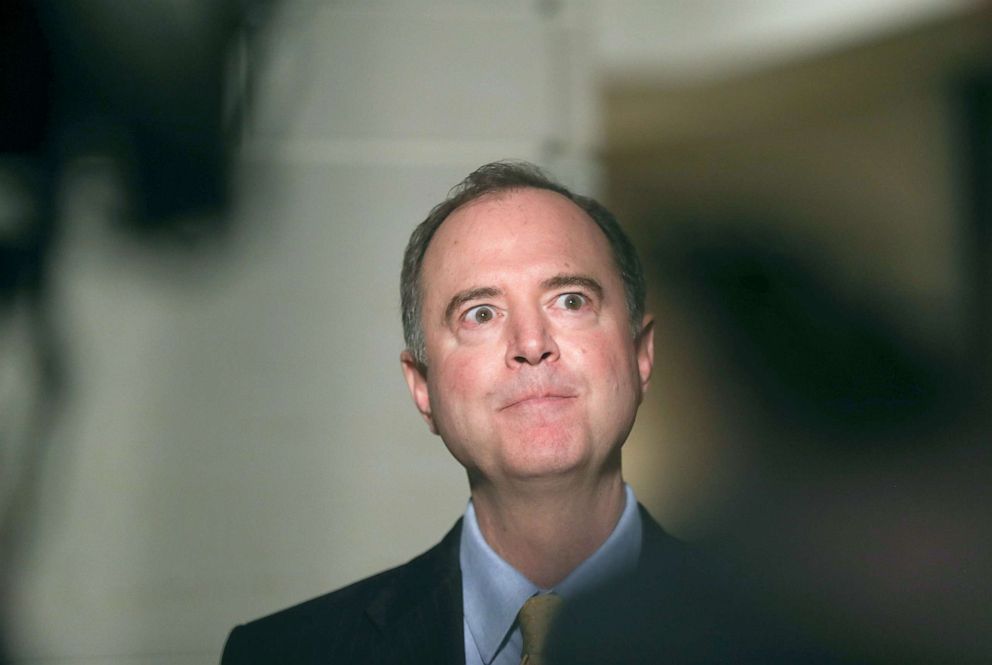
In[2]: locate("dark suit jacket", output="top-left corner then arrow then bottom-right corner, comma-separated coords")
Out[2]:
221,506 -> 687,665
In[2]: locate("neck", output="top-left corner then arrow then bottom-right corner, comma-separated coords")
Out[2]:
469,470 -> 626,589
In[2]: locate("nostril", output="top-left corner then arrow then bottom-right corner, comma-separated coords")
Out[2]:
511,351 -> 554,365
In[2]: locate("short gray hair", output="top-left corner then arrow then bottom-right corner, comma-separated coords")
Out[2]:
400,160 -> 645,370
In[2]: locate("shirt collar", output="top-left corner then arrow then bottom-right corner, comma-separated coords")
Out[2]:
459,484 -> 642,664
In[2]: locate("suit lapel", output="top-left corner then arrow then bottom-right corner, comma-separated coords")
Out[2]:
365,520 -> 466,665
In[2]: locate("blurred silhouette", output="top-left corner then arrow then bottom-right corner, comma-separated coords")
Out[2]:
1,4 -> 60,662
550,217 -> 991,662
0,1 -> 275,661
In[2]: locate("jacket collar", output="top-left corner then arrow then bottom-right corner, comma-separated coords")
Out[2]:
358,504 -> 679,665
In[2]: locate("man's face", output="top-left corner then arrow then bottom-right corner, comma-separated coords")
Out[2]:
401,187 -> 654,487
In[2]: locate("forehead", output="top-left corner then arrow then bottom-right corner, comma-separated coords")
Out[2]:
420,187 -> 618,300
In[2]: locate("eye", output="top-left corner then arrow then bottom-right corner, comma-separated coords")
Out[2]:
463,304 -> 497,325
555,293 -> 587,311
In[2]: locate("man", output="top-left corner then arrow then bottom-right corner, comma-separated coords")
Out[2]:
221,161 -> 684,664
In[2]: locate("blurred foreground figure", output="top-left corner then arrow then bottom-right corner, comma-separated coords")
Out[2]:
1,1 -> 267,663
549,227 -> 991,664
1,3 -> 58,663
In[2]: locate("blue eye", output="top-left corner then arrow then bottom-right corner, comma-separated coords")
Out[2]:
556,293 -> 586,310
464,305 -> 496,325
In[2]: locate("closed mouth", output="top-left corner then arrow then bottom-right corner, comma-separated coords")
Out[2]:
500,394 -> 576,411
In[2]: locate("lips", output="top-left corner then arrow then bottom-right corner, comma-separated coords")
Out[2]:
499,391 -> 577,411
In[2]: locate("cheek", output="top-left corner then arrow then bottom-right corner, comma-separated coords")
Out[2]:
580,325 -> 629,360
450,347 -> 490,388
430,350 -> 491,415
586,335 -> 640,392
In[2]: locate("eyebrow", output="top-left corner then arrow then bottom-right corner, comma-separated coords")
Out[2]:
542,274 -> 604,299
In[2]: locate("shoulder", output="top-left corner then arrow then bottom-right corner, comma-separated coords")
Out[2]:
221,565 -> 408,663
221,520 -> 462,665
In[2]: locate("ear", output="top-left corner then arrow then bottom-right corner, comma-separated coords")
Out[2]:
400,350 -> 437,434
635,315 -> 655,394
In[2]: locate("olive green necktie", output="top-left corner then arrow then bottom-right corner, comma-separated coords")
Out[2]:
517,593 -> 563,665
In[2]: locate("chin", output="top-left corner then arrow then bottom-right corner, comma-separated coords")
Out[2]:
498,431 -> 591,479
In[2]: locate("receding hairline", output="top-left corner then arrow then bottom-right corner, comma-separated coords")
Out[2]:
421,185 -> 609,260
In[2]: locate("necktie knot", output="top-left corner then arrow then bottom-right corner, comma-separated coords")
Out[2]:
517,593 -> 563,665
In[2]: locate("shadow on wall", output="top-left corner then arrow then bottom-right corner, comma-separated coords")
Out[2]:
0,1 -> 277,662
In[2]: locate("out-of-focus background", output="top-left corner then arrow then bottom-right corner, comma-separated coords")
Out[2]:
1,1 -> 989,663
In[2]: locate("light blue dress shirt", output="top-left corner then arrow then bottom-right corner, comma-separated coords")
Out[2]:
459,484 -> 642,665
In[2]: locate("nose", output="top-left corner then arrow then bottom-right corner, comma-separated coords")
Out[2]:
505,309 -> 560,367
